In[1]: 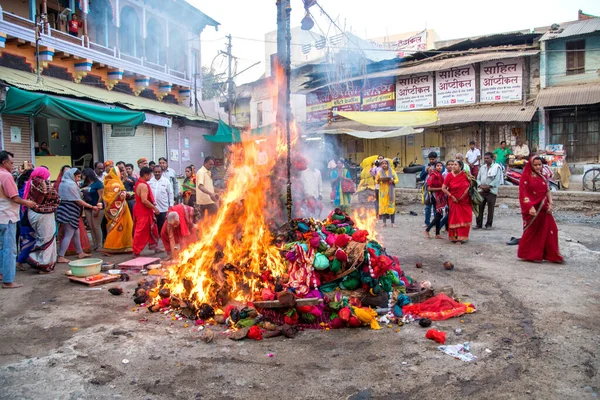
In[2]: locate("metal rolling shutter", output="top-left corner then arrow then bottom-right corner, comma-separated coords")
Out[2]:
153,126 -> 166,162
104,124 -> 154,165
2,115 -> 32,165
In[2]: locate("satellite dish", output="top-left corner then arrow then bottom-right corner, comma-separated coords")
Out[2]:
59,8 -> 71,21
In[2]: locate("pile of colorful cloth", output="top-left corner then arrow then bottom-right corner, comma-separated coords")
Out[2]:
281,208 -> 409,297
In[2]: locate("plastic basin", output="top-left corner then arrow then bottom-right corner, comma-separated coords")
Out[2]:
68,258 -> 103,277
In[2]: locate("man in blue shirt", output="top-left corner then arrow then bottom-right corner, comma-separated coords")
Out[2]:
420,151 -> 445,226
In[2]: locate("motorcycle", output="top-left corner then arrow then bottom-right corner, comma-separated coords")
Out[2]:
504,163 -> 559,191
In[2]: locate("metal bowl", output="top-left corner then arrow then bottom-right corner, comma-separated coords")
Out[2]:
68,258 -> 103,277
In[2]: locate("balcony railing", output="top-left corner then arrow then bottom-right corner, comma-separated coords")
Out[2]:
48,28 -> 84,46
89,42 -> 116,57
0,9 -> 190,85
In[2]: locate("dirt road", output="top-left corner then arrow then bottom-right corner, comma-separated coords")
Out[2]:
0,205 -> 598,400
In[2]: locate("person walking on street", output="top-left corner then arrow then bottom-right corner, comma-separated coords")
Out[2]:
56,168 -> 98,264
370,155 -> 385,218
376,159 -> 398,227
81,168 -> 104,251
424,161 -> 447,239
476,152 -> 503,229
0,151 -> 37,288
148,165 -> 174,235
195,156 -> 219,221
301,159 -> 323,218
132,167 -> 160,257
466,141 -> 481,178
517,156 -> 563,263
420,152 -> 444,227
493,141 -> 512,167
442,160 -> 473,244
159,157 -> 179,202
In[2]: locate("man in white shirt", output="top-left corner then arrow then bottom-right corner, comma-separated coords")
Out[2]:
513,139 -> 530,160
466,141 -> 481,177
159,157 -> 179,202
148,165 -> 174,235
301,161 -> 323,217
476,152 -> 504,229
195,156 -> 219,221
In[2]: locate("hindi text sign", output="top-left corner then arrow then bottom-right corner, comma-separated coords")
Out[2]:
396,73 -> 434,110
480,58 -> 523,102
435,65 -> 476,106
361,77 -> 396,111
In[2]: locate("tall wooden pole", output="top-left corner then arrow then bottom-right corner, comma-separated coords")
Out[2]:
276,0 -> 292,222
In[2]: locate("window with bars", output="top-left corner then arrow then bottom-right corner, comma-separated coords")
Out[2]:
566,40 -> 585,75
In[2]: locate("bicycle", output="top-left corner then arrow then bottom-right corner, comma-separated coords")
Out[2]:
582,167 -> 600,192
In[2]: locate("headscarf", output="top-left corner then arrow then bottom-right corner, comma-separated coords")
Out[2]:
519,156 -> 548,214
104,160 -> 114,169
58,168 -> 82,201
379,159 -> 395,203
24,167 -> 50,200
137,157 -> 148,165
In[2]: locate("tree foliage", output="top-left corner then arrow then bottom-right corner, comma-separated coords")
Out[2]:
201,66 -> 225,100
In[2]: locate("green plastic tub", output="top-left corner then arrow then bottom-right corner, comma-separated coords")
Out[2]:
68,258 -> 103,277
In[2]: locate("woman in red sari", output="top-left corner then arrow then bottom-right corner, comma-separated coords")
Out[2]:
517,156 -> 563,263
54,165 -> 91,255
442,160 -> 472,243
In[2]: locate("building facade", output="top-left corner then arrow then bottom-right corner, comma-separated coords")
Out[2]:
537,18 -> 600,164
0,0 -> 222,176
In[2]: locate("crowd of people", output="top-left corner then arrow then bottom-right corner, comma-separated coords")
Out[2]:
0,151 -> 220,289
370,139 -> 563,264
0,138 -> 563,289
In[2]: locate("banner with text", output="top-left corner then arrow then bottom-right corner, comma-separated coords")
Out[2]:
480,58 -> 523,102
361,77 -> 396,111
372,30 -> 428,57
331,87 -> 362,114
396,73 -> 434,110
306,89 -> 332,123
435,65 -> 476,106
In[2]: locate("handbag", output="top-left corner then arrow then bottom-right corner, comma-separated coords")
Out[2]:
469,180 -> 484,206
341,178 -> 356,194
422,182 -> 432,205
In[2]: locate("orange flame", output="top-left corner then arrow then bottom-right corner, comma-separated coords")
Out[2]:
157,64 -> 299,307
352,207 -> 381,244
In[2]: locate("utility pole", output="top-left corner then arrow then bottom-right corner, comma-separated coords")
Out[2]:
223,35 -> 234,126
276,0 -> 292,222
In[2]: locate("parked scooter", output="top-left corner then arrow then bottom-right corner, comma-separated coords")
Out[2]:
504,162 -> 559,191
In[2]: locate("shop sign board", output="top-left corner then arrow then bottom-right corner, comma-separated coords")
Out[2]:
480,58 -> 523,102
396,73 -> 434,110
361,77 -> 396,111
435,65 -> 476,106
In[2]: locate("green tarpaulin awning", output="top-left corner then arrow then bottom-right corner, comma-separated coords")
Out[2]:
203,120 -> 275,143
0,87 -> 146,127
204,119 -> 242,143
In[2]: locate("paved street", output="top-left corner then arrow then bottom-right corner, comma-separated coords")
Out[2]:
0,204 -> 598,400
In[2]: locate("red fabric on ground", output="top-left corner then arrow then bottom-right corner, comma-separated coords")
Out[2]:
425,329 -> 446,344
402,294 -> 468,321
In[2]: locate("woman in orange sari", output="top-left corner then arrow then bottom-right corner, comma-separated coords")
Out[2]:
442,160 -> 473,243
102,167 -> 133,253
517,156 -> 563,263
54,165 -> 91,255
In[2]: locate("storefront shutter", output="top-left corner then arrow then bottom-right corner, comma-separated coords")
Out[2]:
1,115 -> 32,166
104,124 -> 154,166
153,126 -> 167,162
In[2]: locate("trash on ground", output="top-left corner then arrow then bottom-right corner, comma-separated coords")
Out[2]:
438,342 -> 477,362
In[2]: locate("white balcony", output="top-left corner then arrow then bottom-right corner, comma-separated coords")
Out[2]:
0,10 -> 191,87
